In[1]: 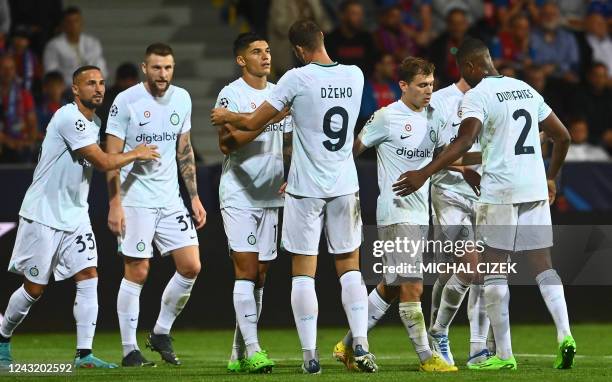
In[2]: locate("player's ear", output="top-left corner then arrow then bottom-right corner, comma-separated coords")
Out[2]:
398,80 -> 409,93
71,82 -> 79,98
140,61 -> 147,76
236,55 -> 246,68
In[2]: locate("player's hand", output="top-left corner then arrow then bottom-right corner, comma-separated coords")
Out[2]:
133,144 -> 160,161
547,179 -> 557,205
462,168 -> 481,196
278,181 -> 287,195
211,107 -> 230,126
108,204 -> 125,236
393,170 -> 427,196
191,196 -> 207,229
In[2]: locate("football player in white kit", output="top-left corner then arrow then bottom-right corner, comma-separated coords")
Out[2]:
105,43 -> 206,367
0,65 -> 159,369
215,32 -> 292,373
212,20 -> 377,374
393,38 -> 574,371
334,57 -> 460,373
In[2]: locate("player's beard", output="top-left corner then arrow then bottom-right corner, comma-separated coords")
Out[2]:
80,97 -> 101,110
148,78 -> 169,96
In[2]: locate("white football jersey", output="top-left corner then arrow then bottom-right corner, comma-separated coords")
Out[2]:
430,83 -> 481,200
267,62 -> 364,198
461,76 -> 552,204
106,83 -> 192,208
216,77 -> 291,208
20,103 -> 99,231
359,100 -> 444,226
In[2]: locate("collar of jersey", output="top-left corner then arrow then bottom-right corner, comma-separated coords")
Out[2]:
485,75 -> 504,79
310,61 -> 339,67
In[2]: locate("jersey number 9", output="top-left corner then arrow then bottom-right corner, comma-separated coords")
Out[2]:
322,106 -> 348,152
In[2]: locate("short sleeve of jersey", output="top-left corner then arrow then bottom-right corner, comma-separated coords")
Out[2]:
461,88 -> 487,123
215,86 -> 240,113
536,91 -> 552,122
359,109 -> 389,148
105,93 -> 129,140
58,109 -> 99,151
180,92 -> 192,134
267,69 -> 300,111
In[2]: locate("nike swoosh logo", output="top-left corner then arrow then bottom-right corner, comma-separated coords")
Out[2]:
371,315 -> 379,321
190,236 -> 196,239
244,314 -> 257,318
451,122 -> 461,127
87,256 -> 96,260
130,318 -> 138,322
408,323 -> 417,328
91,323 -> 97,326
400,135 -> 411,139
139,122 -> 150,126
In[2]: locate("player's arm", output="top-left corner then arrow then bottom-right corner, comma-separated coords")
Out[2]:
393,117 -> 481,196
450,151 -> 482,166
279,130 -> 293,194
105,135 -> 126,236
353,137 -> 368,157
539,111 -> 571,203
76,142 -> 159,172
211,101 -> 280,132
177,132 -> 206,229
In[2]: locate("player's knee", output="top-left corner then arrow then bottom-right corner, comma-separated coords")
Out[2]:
178,262 -> 201,279
74,266 -> 97,281
399,281 -> 423,300
124,259 -> 149,284
23,282 -> 45,299
256,270 -> 267,288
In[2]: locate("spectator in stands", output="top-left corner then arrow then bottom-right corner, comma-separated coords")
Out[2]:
0,0 -> 9,51
523,64 -> 571,121
565,116 -> 609,161
43,6 -> 108,85
428,8 -> 470,87
35,70 -> 64,138
326,0 -> 377,76
0,54 -> 37,163
267,0 -> 332,77
373,5 -> 419,63
494,0 -> 541,31
530,1 -> 580,82
574,62 -> 612,154
97,62 -> 139,136
375,0 -> 433,46
8,0 -> 63,56
491,13 -> 534,71
9,25 -> 42,93
360,52 -> 400,120
576,11 -> 612,81
430,0 -> 483,37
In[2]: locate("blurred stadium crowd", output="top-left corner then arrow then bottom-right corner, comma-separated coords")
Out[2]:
0,0 -> 611,165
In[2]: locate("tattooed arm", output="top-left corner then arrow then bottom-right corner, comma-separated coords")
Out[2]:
177,132 -> 206,229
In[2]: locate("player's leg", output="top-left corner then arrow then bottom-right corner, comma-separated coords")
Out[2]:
517,201 -> 574,369
1,218 -> 57,366
282,193 -> 324,374
117,207 -> 156,366
466,271 -> 492,366
327,192 -> 376,372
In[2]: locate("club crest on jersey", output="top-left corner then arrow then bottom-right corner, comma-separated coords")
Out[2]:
75,119 -> 86,132
247,233 -> 256,245
29,266 -> 39,277
136,241 -> 146,252
250,102 -> 256,109
429,129 -> 438,143
219,98 -> 229,108
110,104 -> 118,117
457,102 -> 462,118
144,111 -> 151,118
170,112 -> 180,126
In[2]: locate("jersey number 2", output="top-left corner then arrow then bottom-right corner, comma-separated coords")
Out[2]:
513,109 -> 535,155
322,106 -> 348,152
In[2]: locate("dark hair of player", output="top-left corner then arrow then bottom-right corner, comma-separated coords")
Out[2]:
288,20 -> 323,51
145,43 -> 174,58
338,0 -> 361,13
398,57 -> 435,84
446,7 -> 467,20
63,6 -> 81,18
455,37 -> 489,66
115,62 -> 139,81
43,70 -> 65,85
72,65 -> 101,83
233,32 -> 267,57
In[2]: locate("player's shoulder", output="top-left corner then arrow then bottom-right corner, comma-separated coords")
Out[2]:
169,84 -> 191,101
54,102 -> 80,121
114,83 -> 145,103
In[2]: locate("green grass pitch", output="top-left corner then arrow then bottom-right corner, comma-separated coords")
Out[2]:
3,324 -> 611,381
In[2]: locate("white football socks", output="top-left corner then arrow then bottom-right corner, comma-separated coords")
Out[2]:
484,275 -> 512,360
0,285 -> 38,338
153,272 -> 196,335
399,301 -> 432,363
233,280 -> 261,358
291,276 -> 318,363
74,278 -> 98,350
467,284 -> 490,355
117,278 -> 142,356
342,287 -> 391,347
429,278 -> 445,331
431,274 -> 469,335
536,269 -> 572,343
230,286 -> 264,361
339,271 -> 369,351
